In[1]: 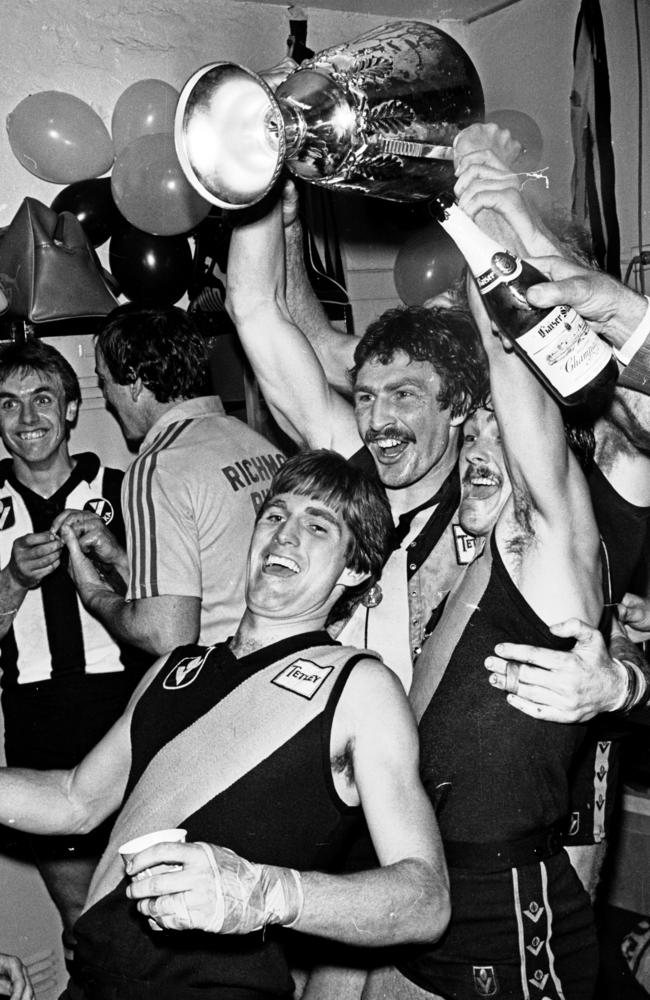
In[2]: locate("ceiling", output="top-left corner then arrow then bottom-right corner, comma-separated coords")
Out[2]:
228,0 -> 525,25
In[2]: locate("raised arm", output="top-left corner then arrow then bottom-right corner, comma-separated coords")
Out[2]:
454,140 -> 601,626
226,186 -> 361,456
283,190 -> 358,396
455,125 -> 650,394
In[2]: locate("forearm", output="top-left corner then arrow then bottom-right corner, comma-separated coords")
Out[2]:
484,333 -> 571,508
0,767 -> 88,837
294,857 -> 449,947
83,588 -> 197,655
235,303 -> 341,446
285,218 -> 356,394
0,567 -> 26,639
228,210 -> 346,447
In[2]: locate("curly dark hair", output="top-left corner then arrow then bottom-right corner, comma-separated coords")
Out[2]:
349,305 -> 488,419
0,339 -> 81,408
96,305 -> 209,403
260,448 -> 394,628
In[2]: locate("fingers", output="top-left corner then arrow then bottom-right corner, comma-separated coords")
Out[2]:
51,509 -> 105,538
618,593 -> 650,628
136,890 -> 193,931
526,273 -> 596,312
58,522 -> 83,556
547,617 -> 602,644
0,955 -> 33,1000
505,692 -> 579,724
126,840 -> 196,879
488,640 -> 565,672
454,122 -> 522,168
281,179 -> 300,229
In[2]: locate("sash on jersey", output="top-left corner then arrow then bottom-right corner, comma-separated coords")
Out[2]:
84,643 -> 372,912
409,537 -> 492,723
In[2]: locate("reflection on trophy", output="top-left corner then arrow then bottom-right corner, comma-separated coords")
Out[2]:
175,20 -> 484,209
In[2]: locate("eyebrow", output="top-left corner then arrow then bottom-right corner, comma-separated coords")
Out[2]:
303,505 -> 342,528
266,498 -> 342,529
0,383 -> 55,398
354,375 -> 427,394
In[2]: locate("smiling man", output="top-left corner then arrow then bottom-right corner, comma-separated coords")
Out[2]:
0,339 -> 148,972
0,449 -> 450,1000
457,404 -> 510,536
227,193 -> 488,690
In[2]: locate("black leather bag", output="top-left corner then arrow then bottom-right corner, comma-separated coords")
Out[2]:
0,197 -> 118,323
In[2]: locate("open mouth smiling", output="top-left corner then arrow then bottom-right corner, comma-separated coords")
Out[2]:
464,469 -> 502,499
18,429 -> 48,441
263,554 -> 300,575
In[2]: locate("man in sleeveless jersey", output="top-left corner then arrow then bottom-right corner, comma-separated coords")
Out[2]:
356,132 -> 607,1000
0,340 -> 149,971
451,126 -> 650,898
226,183 -> 492,691
0,450 -> 450,1000
54,305 -> 286,656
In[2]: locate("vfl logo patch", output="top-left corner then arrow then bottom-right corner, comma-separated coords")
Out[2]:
84,497 -> 114,525
0,497 -> 15,530
453,523 -> 479,565
163,651 -> 210,690
472,966 -> 497,996
272,658 -> 334,700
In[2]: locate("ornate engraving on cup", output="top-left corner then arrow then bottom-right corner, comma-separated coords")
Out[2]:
176,20 -> 483,208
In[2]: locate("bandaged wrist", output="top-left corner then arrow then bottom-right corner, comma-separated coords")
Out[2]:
196,842 -> 303,935
614,295 -> 650,366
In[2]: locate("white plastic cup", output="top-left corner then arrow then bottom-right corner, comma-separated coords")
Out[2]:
118,827 -> 187,880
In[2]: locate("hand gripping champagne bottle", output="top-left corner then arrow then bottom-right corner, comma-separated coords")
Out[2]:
431,191 -> 619,407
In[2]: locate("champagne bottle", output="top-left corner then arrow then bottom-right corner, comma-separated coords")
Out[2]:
431,191 -> 619,407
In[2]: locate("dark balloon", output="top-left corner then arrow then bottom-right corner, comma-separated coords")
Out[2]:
393,223 -> 465,306
51,178 -> 121,247
109,224 -> 192,306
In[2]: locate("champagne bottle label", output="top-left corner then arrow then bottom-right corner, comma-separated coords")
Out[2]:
517,305 -> 613,397
477,251 -> 522,293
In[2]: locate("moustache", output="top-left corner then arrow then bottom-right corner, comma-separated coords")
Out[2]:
462,464 -> 501,487
364,427 -> 416,446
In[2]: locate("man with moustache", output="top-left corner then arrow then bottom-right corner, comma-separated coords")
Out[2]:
366,291 -> 602,997
226,187 -> 488,691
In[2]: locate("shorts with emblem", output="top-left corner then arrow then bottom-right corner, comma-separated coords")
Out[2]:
397,852 -> 597,999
